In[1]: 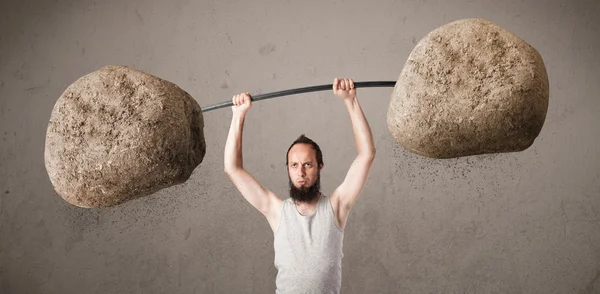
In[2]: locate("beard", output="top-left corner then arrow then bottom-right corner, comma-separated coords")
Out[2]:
288,174 -> 321,203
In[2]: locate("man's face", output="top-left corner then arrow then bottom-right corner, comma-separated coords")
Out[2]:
287,143 -> 321,202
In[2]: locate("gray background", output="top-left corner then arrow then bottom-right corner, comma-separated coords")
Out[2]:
1,0 -> 599,293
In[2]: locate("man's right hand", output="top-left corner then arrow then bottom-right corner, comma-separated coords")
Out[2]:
232,92 -> 252,116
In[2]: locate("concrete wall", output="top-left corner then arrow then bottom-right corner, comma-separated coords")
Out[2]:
1,0 -> 599,293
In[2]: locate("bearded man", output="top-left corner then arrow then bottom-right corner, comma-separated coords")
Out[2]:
224,78 -> 376,294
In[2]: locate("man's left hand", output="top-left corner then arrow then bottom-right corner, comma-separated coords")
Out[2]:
333,78 -> 356,100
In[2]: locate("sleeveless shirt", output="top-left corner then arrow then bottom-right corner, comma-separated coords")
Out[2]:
273,194 -> 345,294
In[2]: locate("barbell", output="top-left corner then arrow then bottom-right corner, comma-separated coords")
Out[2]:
44,18 -> 549,208
200,81 -> 397,112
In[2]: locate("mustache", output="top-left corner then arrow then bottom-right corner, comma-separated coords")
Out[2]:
288,175 -> 321,203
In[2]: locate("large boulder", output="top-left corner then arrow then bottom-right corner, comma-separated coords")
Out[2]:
388,18 -> 549,158
45,65 -> 206,208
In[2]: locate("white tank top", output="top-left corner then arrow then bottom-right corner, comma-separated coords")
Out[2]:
273,194 -> 345,294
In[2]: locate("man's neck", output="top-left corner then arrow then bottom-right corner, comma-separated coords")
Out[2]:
293,192 -> 321,216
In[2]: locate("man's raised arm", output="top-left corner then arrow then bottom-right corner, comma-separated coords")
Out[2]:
331,78 -> 376,214
224,93 -> 281,227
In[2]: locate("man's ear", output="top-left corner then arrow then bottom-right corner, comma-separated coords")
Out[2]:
319,164 -> 324,171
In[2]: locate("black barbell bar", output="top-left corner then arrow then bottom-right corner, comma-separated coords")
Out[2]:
201,81 -> 397,112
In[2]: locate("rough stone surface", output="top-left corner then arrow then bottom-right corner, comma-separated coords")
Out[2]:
388,18 -> 549,158
44,65 -> 206,208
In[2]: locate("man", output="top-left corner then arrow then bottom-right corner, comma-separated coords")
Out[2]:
224,78 -> 376,293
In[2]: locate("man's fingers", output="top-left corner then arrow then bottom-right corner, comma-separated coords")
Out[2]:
333,77 -> 357,93
233,94 -> 244,106
231,93 -> 252,106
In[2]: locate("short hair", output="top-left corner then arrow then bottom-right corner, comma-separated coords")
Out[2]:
286,134 -> 324,168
